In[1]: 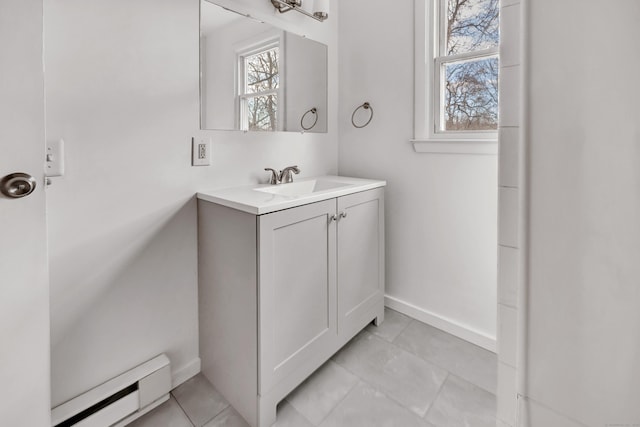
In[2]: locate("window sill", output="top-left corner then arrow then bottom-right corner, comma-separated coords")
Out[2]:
411,139 -> 498,155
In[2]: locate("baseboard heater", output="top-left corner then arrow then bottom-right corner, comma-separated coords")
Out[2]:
51,354 -> 172,427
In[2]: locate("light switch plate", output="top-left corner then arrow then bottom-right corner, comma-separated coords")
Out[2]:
192,137 -> 211,166
46,139 -> 65,177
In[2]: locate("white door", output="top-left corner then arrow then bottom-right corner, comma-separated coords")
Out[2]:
0,0 -> 51,425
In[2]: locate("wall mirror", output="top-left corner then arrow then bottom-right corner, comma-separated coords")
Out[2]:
200,1 -> 328,133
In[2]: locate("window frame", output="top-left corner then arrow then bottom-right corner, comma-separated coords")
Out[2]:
413,0 -> 499,153
236,36 -> 284,132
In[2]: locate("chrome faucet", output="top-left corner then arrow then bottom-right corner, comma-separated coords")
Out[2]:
280,165 -> 301,183
264,168 -> 281,185
264,165 -> 301,185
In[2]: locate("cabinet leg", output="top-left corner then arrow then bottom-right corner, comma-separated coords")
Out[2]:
374,307 -> 385,327
258,396 -> 277,427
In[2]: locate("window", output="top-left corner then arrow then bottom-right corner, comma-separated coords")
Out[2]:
238,41 -> 280,131
415,0 -> 499,148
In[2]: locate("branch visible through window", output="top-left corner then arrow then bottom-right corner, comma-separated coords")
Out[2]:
239,45 -> 280,131
437,0 -> 499,133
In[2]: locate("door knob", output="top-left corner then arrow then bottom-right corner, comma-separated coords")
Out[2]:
0,173 -> 37,198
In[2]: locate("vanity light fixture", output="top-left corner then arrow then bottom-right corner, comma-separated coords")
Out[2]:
270,0 -> 329,22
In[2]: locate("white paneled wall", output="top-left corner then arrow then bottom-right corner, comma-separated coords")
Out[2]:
496,0 -> 522,425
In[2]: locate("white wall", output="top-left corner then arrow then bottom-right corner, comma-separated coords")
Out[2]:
44,0 -> 338,407
521,1 -> 640,426
284,33 -> 328,132
338,0 -> 498,349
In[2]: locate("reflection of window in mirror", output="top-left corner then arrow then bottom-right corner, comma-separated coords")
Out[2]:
199,1 -> 327,132
237,40 -> 281,131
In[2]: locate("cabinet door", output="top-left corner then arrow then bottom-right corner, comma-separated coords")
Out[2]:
258,199 -> 337,393
337,188 -> 385,340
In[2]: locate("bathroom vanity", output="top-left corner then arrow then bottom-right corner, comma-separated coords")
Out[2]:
197,176 -> 385,427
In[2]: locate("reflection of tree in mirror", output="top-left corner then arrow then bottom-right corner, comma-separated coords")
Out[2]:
443,0 -> 499,131
446,0 -> 498,55
248,95 -> 278,131
445,57 -> 498,130
245,47 -> 279,131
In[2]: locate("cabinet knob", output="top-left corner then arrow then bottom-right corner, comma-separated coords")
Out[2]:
330,214 -> 338,222
339,211 -> 347,219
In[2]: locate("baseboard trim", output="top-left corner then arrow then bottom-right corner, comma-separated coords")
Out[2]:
384,295 -> 497,353
171,357 -> 201,389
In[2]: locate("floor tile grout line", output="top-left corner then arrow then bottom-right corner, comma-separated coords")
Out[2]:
171,387 -> 230,427
444,371 -> 498,395
170,320 -> 493,426
389,337 -> 482,419
433,372 -> 498,423
380,332 -> 452,419
198,404 -> 231,427
367,308 -> 412,343
421,372 -> 450,421
202,404 -> 233,427
327,347 -> 389,415
332,344 -> 445,421
283,360 -> 355,426
399,350 -> 496,396
330,332 -> 450,418
356,376 -> 436,422
282,400 -> 317,427
389,317 -> 414,345
365,379 -> 434,420
141,316 -> 497,427
309,376 -> 361,426
168,392 -> 196,427
339,326 -> 496,419
387,324 -> 456,388
421,372 -> 498,426
391,324 -> 497,395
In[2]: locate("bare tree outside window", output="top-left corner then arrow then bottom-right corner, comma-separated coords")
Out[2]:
242,46 -> 279,131
440,0 -> 499,131
446,0 -> 499,55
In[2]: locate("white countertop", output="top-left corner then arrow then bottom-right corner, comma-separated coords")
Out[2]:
197,175 -> 386,215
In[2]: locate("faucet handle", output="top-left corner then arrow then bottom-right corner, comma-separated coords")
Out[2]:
280,165 -> 301,183
264,168 -> 281,185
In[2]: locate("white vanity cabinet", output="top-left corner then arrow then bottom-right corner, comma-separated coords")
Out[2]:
197,182 -> 384,427
336,189 -> 385,340
258,198 -> 338,395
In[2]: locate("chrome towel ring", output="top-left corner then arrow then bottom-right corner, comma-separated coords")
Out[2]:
301,107 -> 318,131
351,102 -> 373,128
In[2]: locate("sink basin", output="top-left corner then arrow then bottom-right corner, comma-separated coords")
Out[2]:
254,179 -> 350,197
198,175 -> 386,215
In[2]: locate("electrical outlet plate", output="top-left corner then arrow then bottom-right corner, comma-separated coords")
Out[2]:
192,138 -> 211,166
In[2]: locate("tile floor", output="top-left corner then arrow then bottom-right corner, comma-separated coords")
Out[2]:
130,309 -> 497,427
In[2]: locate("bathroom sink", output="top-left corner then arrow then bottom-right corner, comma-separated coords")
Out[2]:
198,175 -> 386,215
253,179 -> 350,197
